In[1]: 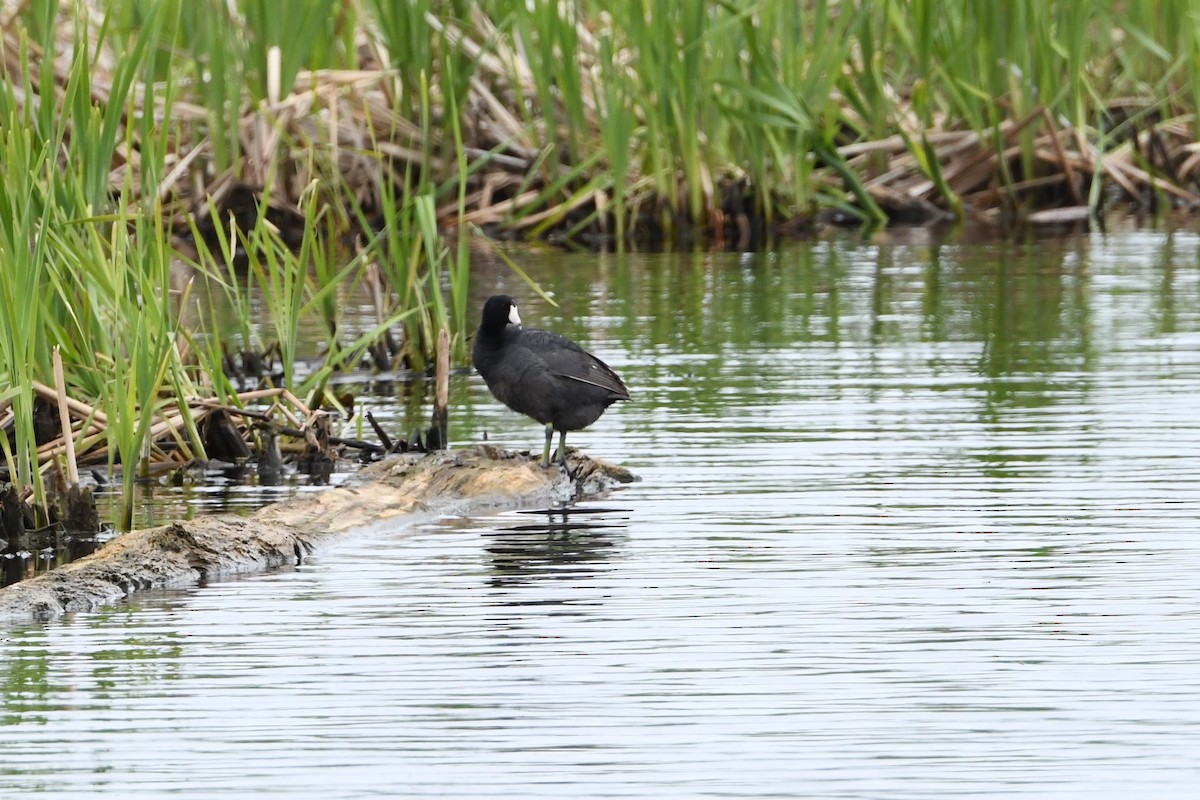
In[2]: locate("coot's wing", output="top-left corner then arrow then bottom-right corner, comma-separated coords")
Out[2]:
518,328 -> 630,400
558,365 -> 630,398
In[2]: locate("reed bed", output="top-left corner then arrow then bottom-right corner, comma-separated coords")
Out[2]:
8,2 -> 1200,246
3,0 -> 1200,531
9,0 -> 1200,237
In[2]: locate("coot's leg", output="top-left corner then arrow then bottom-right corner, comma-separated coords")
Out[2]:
556,430 -> 568,467
541,423 -> 554,468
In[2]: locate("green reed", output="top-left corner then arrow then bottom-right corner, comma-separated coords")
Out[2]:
97,203 -> 191,531
14,1 -> 1200,244
0,6 -> 178,524
476,0 -> 1200,228
0,2 -> 440,529
0,123 -> 53,522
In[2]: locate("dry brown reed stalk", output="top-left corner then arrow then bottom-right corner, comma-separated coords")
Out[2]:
27,385 -> 326,474
839,102 -> 1200,225
10,3 -> 1200,248
51,347 -> 79,488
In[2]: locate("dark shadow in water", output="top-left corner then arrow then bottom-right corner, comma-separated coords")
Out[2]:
2,528 -> 107,589
483,505 -> 629,589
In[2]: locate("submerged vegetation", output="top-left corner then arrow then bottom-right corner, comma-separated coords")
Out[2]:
2,0 -> 1200,552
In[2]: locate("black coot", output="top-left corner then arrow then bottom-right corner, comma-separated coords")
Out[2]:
472,295 -> 630,467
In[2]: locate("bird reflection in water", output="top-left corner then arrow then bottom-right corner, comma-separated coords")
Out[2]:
484,504 -> 629,588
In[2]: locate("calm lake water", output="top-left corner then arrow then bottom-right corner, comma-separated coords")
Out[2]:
3,227 -> 1200,797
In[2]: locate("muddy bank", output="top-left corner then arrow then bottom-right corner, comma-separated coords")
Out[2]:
0,447 -> 635,625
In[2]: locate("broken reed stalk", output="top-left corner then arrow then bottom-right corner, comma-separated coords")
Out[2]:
431,326 -> 450,450
31,380 -> 109,425
280,388 -> 314,418
1041,107 -> 1084,206
51,346 -> 79,487
273,425 -> 384,454
365,410 -> 394,452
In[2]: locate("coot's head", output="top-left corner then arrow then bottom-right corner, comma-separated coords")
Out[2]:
480,295 -> 522,333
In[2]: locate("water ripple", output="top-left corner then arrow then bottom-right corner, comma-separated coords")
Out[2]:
5,236 -> 1200,798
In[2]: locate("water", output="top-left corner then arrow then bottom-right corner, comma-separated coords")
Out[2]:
4,227 -> 1200,797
